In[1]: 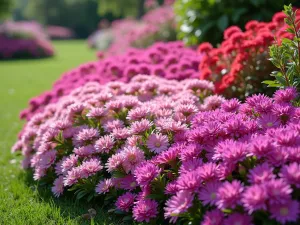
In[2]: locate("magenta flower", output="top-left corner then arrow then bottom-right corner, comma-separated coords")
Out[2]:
241,184 -> 268,214
265,179 -> 292,204
247,163 -> 275,184
273,87 -> 298,104
176,170 -> 202,192
147,133 -> 169,154
216,180 -> 244,209
279,162 -> 300,188
115,192 -> 136,212
198,181 -> 221,206
134,162 -> 160,186
133,199 -> 158,223
118,174 -> 137,190
164,190 -> 194,223
224,213 -> 253,225
201,209 -> 224,225
269,200 -> 299,224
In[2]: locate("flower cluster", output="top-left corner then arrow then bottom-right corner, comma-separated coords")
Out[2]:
0,21 -> 54,59
46,25 -> 75,40
20,41 -> 201,120
198,10 -> 300,98
13,75 -> 218,222
88,5 -> 176,54
13,75 -> 300,224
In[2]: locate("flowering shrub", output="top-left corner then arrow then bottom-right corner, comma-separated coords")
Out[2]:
20,41 -> 201,120
89,5 -> 176,55
198,10 -> 300,99
46,25 -> 75,40
264,5 -> 300,94
13,76 -> 300,224
0,21 -> 54,59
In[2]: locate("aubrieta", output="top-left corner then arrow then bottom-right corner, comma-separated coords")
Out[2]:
13,74 -> 300,224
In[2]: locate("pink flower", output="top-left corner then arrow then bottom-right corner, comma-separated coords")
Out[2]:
74,145 -> 95,157
121,146 -> 145,173
94,135 -> 115,153
51,176 -> 64,197
80,158 -> 102,177
176,170 -> 202,192
273,87 -> 298,104
133,199 -> 158,223
86,107 -> 107,118
130,119 -> 153,134
147,133 -> 169,154
95,179 -> 113,194
61,154 -> 78,173
134,162 -> 160,186
265,179 -> 292,204
241,184 -> 268,214
216,180 -> 244,209
75,128 -> 99,144
115,192 -> 136,212
106,153 -> 124,173
164,190 -> 194,223
247,163 -> 275,184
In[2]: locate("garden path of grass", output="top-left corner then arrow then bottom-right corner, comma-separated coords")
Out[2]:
0,40 -> 122,225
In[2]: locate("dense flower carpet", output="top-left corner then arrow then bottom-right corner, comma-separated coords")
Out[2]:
11,3 -> 300,225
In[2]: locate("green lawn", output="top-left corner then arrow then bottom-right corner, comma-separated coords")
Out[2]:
0,40 -> 121,225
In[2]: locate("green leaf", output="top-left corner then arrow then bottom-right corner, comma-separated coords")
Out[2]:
275,74 -> 288,86
217,15 -> 228,31
122,216 -> 133,222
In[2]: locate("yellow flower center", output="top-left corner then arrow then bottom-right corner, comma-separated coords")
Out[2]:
210,192 -> 216,200
280,207 -> 289,216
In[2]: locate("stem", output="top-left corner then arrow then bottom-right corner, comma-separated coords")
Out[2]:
280,64 -> 291,86
291,14 -> 300,76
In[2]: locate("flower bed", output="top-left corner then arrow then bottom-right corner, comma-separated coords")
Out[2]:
20,41 -> 201,120
89,5 -> 176,55
46,25 -> 75,40
13,76 -> 300,224
198,10 -> 300,99
0,21 -> 54,59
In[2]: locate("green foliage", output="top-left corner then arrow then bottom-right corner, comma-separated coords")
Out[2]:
18,0 -> 103,38
98,0 -> 143,18
97,0 -> 164,18
175,0 -> 300,46
264,4 -> 300,91
0,0 -> 13,19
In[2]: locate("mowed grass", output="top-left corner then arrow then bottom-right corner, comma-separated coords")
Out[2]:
0,40 -> 121,225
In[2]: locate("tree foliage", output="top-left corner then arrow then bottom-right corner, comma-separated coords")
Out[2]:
0,0 -> 13,19
17,0 -> 105,38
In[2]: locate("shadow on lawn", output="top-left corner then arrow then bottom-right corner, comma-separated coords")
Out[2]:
20,170 -> 127,225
